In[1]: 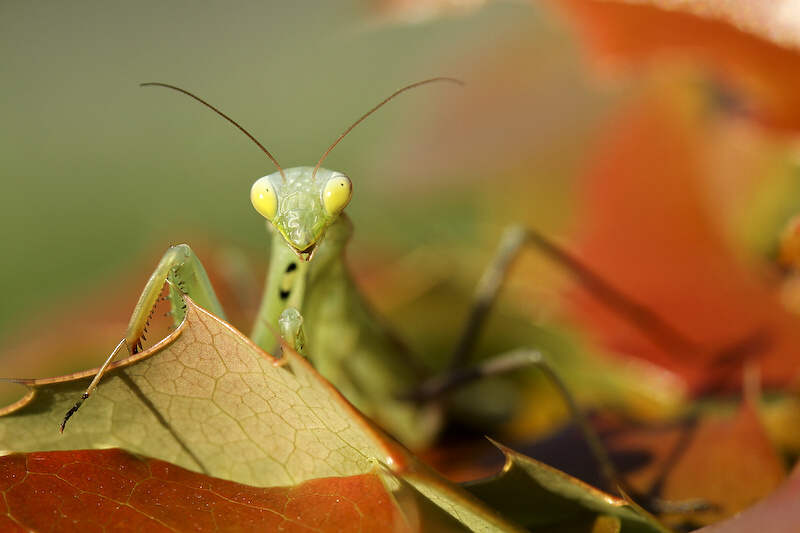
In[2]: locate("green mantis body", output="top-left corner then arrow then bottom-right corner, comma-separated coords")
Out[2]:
250,166 -> 442,448
128,172 -> 440,449
63,81 -> 454,449
62,81 -> 619,481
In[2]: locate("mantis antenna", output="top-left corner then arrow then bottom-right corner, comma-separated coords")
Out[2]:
311,77 -> 464,181
140,82 -> 287,183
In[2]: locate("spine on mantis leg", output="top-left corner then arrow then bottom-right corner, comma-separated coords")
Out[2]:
62,244 -> 227,431
126,244 -> 227,353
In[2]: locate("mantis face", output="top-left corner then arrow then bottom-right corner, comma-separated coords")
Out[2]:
251,166 -> 352,261
140,80 -> 454,262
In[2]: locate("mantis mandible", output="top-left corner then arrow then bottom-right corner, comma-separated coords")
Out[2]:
60,80 -> 620,486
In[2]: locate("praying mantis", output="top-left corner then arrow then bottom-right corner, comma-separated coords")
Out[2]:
60,79 -> 620,486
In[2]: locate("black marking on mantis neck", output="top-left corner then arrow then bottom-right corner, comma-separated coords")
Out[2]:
311,77 -> 464,182
140,82 -> 287,183
279,262 -> 298,300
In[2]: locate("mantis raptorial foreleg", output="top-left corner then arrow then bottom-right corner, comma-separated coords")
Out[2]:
127,245 -> 227,350
60,79 -> 624,490
61,244 -> 226,431
60,80 -> 457,444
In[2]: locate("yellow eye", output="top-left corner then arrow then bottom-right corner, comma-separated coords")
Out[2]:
321,174 -> 352,216
251,176 -> 278,221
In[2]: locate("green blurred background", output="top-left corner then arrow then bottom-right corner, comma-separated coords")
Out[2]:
1,2 -> 601,373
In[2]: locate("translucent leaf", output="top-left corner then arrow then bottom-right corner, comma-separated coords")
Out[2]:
0,297 -> 394,487
0,297 -> 527,531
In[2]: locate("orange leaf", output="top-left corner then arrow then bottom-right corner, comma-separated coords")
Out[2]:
567,88 -> 800,393
551,0 -> 800,131
695,454 -> 800,533
601,398 -> 785,527
0,449 -> 411,533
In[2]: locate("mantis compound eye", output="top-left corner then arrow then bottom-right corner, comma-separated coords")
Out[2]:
251,175 -> 279,221
321,173 -> 352,217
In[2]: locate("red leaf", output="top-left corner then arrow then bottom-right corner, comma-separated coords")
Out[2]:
0,449 -> 410,533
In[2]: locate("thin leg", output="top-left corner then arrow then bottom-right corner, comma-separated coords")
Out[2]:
433,225 -> 661,491
413,348 -> 624,491
447,225 -> 528,371
524,231 -> 697,355
448,226 -> 696,371
436,227 -> 716,508
60,244 -> 226,432
60,338 -> 127,432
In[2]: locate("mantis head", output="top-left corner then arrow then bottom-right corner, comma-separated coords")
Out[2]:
250,166 -> 352,261
142,78 -> 461,262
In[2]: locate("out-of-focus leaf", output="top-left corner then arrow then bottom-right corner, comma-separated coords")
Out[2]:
565,87 -> 800,394
366,0 -> 494,23
462,439 -> 669,533
370,0 -> 800,130
0,297 -> 527,531
695,453 -> 800,533
0,448 -> 411,533
550,0 -> 800,132
600,396 -> 785,528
